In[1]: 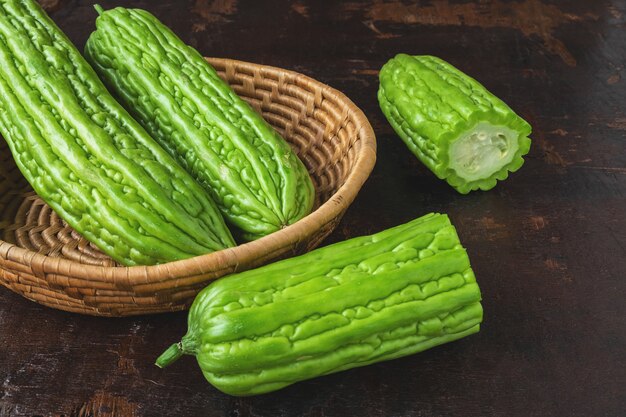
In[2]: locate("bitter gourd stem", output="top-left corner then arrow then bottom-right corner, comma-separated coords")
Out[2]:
94,4 -> 104,15
155,334 -> 199,368
155,343 -> 184,368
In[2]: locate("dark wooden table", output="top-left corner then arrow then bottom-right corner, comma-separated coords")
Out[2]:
1,0 -> 625,416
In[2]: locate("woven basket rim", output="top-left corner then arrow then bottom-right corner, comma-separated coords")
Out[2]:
0,57 -> 377,284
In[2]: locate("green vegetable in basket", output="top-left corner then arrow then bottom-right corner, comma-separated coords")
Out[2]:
85,6 -> 315,242
379,54 -> 532,194
156,212 -> 483,396
0,0 -> 234,266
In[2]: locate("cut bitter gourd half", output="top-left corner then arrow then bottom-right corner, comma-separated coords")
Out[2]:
379,54 -> 532,194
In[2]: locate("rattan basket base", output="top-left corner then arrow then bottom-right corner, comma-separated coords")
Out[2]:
0,58 -> 376,316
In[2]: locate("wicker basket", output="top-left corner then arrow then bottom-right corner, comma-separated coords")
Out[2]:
0,58 -> 376,316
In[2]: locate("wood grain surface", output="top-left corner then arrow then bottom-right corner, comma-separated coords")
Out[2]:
1,0 -> 625,416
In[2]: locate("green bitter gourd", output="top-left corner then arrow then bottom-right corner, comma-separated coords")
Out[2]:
85,6 -> 315,241
0,0 -> 234,266
156,212 -> 483,396
379,54 -> 532,194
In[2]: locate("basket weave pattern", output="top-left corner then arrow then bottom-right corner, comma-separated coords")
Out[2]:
0,58 -> 376,316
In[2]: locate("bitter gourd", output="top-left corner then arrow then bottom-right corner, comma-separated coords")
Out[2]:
0,0 -> 234,265
156,213 -> 483,396
379,54 -> 532,194
85,6 -> 315,241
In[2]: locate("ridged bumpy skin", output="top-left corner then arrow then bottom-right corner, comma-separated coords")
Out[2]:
0,0 -> 234,266
379,54 -> 532,194
85,7 -> 315,241
156,213 -> 483,396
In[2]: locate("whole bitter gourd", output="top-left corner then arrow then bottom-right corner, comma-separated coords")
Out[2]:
0,0 -> 235,265
156,213 -> 483,396
85,6 -> 315,241
379,54 -> 532,194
